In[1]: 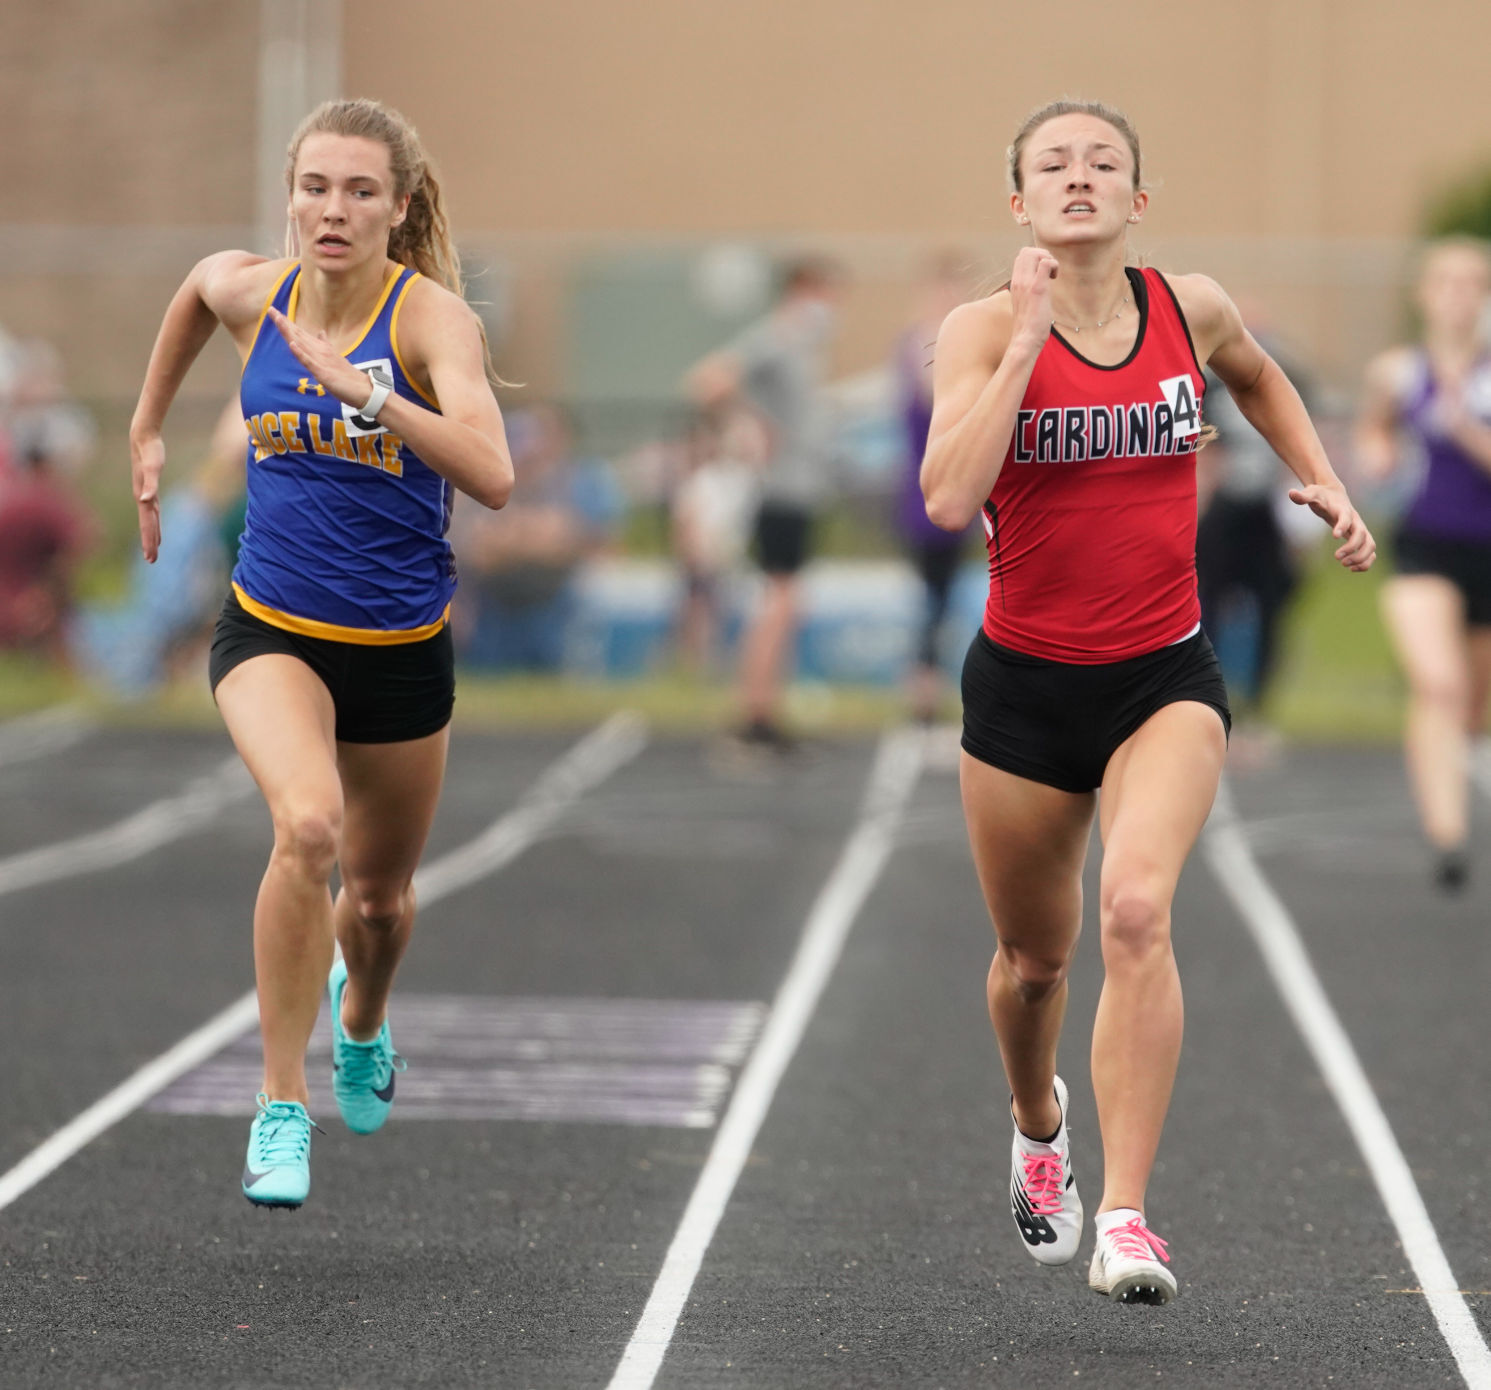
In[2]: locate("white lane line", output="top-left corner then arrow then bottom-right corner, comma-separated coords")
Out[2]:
607,726 -> 926,1390
0,754 -> 254,899
1205,778 -> 1491,1390
0,710 -> 648,1215
413,710 -> 647,904
0,703 -> 94,769
0,994 -> 262,1214
1469,738 -> 1491,810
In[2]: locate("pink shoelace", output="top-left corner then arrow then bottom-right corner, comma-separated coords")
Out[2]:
1019,1154 -> 1067,1216
1106,1216 -> 1170,1263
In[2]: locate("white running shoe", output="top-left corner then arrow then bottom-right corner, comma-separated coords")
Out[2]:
1009,1075 -> 1083,1265
1088,1213 -> 1177,1305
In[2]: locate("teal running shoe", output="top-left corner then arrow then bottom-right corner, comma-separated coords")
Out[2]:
241,1094 -> 315,1208
328,957 -> 405,1135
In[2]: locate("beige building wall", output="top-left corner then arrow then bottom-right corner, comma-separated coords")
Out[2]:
1,1 -> 259,428
347,0 -> 1485,242
3,0 -> 1490,408
344,0 -> 1491,403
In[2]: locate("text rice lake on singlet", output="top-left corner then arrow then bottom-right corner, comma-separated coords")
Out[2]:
233,263 -> 457,644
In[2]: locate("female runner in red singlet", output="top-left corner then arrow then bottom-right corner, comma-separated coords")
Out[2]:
921,100 -> 1375,1304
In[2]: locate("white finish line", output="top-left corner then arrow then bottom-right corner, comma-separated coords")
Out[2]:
1205,778 -> 1491,1390
0,712 -> 648,1214
607,725 -> 926,1390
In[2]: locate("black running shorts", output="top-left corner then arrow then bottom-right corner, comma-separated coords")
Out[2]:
1394,525 -> 1491,627
960,628 -> 1231,793
752,500 -> 815,576
208,592 -> 455,744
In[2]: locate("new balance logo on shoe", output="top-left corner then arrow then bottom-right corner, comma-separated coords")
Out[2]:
1008,1075 -> 1084,1265
1011,1179 -> 1058,1246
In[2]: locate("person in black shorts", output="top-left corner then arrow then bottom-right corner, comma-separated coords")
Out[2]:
129,98 -> 513,1207
923,99 -> 1374,1304
1358,238 -> 1491,891
687,257 -> 843,752
208,598 -> 454,744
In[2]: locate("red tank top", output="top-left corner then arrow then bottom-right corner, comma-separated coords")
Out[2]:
981,266 -> 1205,663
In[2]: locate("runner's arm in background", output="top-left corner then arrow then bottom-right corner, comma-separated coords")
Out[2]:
1354,347 -> 1411,483
1441,387 -> 1491,475
685,349 -> 744,411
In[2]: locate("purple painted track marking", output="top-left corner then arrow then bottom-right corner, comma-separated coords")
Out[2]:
147,996 -> 765,1128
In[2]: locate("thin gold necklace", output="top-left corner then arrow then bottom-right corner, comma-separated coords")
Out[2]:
1052,290 -> 1131,335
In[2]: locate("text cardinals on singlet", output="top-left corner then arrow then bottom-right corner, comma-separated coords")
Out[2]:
978,267 -> 1208,664
1013,373 -> 1202,465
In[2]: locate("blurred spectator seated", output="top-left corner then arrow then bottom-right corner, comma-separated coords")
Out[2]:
0,339 -> 99,665
452,402 -> 623,672
74,401 -> 245,694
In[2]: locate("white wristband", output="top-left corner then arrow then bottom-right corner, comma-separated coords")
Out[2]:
360,367 -> 393,422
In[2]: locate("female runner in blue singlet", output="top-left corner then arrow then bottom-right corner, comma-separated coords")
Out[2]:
1358,238 -> 1491,892
129,99 -> 513,1207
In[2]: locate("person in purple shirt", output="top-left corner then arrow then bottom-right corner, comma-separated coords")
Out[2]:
895,255 -> 976,722
1358,237 -> 1491,891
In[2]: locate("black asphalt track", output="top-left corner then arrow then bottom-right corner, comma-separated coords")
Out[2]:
1,726 -> 1486,1388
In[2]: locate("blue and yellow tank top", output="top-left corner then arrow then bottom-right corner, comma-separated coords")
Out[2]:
234,262 -> 455,644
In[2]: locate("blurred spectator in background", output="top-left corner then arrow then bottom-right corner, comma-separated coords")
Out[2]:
687,256 -> 844,753
1195,301 -> 1309,755
0,339 -> 99,664
0,322 -> 23,476
75,399 -> 244,693
1357,237 -> 1491,893
894,253 -> 976,723
452,402 -> 622,672
670,406 -> 766,675
5,340 -> 96,480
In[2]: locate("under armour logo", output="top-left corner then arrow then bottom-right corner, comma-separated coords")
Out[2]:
297,377 -> 326,396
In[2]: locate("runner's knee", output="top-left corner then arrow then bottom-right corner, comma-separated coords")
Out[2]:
1099,880 -> 1171,962
344,879 -> 410,934
996,943 -> 1070,1002
271,803 -> 341,880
